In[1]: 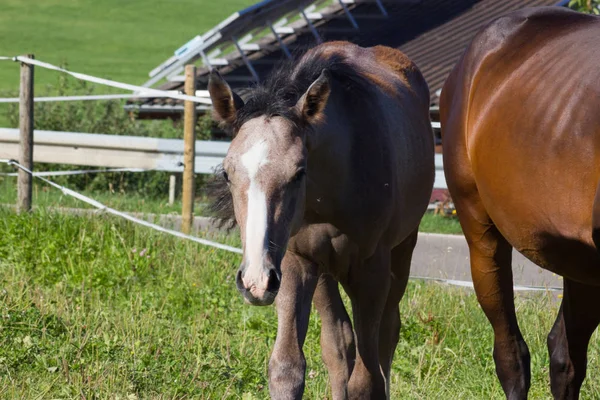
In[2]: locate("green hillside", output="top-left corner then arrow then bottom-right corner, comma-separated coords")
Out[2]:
0,0 -> 255,94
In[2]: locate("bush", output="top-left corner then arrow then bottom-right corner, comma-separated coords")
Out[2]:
1,73 -> 219,199
569,0 -> 600,14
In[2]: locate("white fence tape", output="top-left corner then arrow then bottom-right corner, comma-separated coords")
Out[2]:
1,158 -> 563,293
411,276 -> 562,292
0,91 -> 212,103
0,167 -> 147,177
9,56 -> 212,105
0,158 -> 242,254
0,93 -> 173,103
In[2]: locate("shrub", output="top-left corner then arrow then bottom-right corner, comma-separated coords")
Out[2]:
1,73 -> 219,199
569,0 -> 600,14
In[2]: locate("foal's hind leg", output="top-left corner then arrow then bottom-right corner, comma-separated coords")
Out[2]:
313,274 -> 355,400
345,246 -> 391,399
378,230 -> 417,396
548,279 -> 600,400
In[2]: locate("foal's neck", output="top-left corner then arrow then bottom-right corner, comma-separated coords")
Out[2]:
304,100 -> 355,221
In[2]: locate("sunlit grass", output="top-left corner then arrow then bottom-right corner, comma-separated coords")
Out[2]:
0,0 -> 256,94
0,175 -> 205,216
0,208 -> 596,398
419,212 -> 462,235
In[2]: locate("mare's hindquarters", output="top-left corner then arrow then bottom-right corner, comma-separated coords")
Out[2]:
440,36 -> 532,399
592,182 -> 600,253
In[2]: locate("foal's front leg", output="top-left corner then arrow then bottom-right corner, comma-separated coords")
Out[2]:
269,253 -> 319,400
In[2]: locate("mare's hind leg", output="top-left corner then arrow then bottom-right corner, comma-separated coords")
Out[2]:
446,135 -> 530,399
313,274 -> 355,400
378,229 -> 417,396
345,246 -> 391,399
453,195 -> 530,399
548,279 -> 600,400
463,209 -> 530,399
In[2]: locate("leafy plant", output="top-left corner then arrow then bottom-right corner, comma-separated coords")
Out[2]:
568,0 -> 600,14
1,73 -> 219,199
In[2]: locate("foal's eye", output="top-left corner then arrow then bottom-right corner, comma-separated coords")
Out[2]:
222,170 -> 230,183
291,168 -> 306,183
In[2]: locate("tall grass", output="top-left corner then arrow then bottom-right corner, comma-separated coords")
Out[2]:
0,208 -> 598,398
0,176 -> 187,215
418,212 -> 462,235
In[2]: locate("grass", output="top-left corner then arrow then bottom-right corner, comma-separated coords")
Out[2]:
0,0 -> 256,94
419,212 -> 463,235
0,0 -> 255,127
0,175 -> 203,216
0,207 -> 598,398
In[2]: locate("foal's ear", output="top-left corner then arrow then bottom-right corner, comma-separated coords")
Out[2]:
208,70 -> 244,125
296,69 -> 331,125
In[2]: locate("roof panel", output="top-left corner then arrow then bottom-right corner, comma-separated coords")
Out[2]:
133,0 -> 563,115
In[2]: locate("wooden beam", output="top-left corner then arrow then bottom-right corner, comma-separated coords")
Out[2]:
18,54 -> 34,213
181,65 -> 197,234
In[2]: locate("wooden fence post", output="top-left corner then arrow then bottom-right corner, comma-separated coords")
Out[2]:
181,64 -> 196,234
17,54 -> 34,213
168,174 -> 176,205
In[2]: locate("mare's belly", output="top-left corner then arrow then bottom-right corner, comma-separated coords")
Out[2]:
480,184 -> 600,285
471,132 -> 600,285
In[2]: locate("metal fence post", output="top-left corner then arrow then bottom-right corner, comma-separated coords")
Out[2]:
181,64 -> 196,234
17,54 -> 34,213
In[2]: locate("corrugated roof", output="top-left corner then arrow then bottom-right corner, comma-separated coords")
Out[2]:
391,0 -> 561,103
130,0 -> 561,117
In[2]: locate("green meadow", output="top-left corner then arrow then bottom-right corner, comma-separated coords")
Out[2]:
2,2 -> 596,399
0,208 -> 597,399
0,0 -> 255,94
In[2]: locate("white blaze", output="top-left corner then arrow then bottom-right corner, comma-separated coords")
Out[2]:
241,140 -> 270,288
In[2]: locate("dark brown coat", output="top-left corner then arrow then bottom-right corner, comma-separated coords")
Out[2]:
209,41 -> 434,399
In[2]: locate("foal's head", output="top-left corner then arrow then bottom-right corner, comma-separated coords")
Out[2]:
208,68 -> 331,306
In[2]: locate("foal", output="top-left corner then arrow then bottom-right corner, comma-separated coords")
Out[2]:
208,41 -> 434,399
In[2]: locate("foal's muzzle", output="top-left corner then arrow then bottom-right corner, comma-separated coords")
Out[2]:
236,261 -> 281,306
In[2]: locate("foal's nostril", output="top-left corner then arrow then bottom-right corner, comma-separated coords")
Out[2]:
236,269 -> 245,291
266,268 -> 281,293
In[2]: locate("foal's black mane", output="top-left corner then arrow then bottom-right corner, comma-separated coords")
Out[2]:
208,46 -> 367,225
231,46 -> 365,131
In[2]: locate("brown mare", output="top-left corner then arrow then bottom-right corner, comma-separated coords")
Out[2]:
207,41 -> 434,398
441,7 -> 600,400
